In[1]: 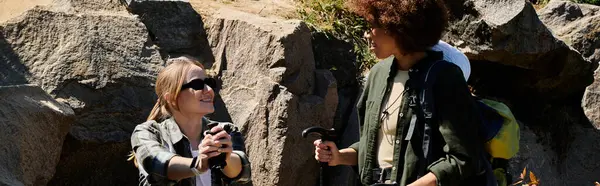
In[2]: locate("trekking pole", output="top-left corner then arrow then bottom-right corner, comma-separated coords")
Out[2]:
302,126 -> 338,186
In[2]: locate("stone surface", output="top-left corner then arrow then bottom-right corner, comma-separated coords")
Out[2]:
48,136 -> 138,186
124,0 -> 215,65
583,66 -> 600,129
0,0 -> 163,185
51,0 -> 129,13
539,0 -> 600,63
508,122 -> 561,186
205,8 -> 338,186
0,0 -> 52,23
443,0 -> 597,99
0,0 -> 163,143
0,85 -> 74,186
441,1 -> 600,185
537,0 -> 600,129
510,120 -> 600,186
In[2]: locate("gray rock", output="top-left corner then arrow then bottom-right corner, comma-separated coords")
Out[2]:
537,0 -> 600,129
583,66 -> 600,129
0,2 -> 163,143
443,0 -> 597,99
205,8 -> 338,186
123,0 -> 215,65
442,1 -> 600,185
48,138 -> 138,186
510,121 -> 600,186
0,1 -> 163,185
539,0 -> 600,63
51,0 -> 128,13
0,85 -> 74,186
508,122 -> 562,186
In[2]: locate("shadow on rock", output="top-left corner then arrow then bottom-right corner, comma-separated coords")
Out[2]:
123,0 -> 216,67
0,30 -> 29,86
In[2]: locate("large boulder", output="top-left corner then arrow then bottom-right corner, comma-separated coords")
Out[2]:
508,123 -> 561,186
536,0 -> 600,129
510,116 -> 600,185
443,0 -> 597,99
0,0 -> 163,185
0,85 -> 74,186
584,67 -> 600,129
0,1 -> 163,142
123,0 -> 215,65
538,0 -> 600,63
205,8 -> 338,186
441,0 -> 600,185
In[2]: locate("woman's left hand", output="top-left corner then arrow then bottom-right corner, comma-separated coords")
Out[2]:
204,125 -> 244,179
206,126 -> 233,161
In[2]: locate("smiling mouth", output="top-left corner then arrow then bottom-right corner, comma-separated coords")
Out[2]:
200,98 -> 213,103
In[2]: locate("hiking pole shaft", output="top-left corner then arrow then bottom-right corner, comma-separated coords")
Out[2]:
320,162 -> 329,186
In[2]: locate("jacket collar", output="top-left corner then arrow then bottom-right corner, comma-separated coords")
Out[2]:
163,117 -> 210,144
381,50 -> 444,84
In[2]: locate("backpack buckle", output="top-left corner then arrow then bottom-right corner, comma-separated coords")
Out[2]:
409,95 -> 417,107
423,111 -> 433,119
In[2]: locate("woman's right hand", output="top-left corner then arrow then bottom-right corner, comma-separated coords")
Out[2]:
198,126 -> 232,172
314,139 -> 341,166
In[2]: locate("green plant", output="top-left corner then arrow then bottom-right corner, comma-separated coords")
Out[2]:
574,0 -> 600,5
531,0 -> 551,9
297,0 -> 377,74
537,0 -> 550,5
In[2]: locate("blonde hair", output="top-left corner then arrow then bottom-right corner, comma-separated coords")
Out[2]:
147,55 -> 205,122
130,55 -> 205,168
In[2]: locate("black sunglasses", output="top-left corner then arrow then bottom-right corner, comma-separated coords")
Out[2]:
181,78 -> 217,91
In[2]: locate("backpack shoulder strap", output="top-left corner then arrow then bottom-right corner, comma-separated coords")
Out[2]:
405,60 -> 455,140
405,59 -> 455,135
404,60 -> 456,177
409,61 -> 499,186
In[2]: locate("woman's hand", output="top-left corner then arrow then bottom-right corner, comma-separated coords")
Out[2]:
314,139 -> 341,166
198,126 -> 233,172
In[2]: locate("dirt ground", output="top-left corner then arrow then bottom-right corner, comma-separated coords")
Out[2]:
0,0 -> 53,22
0,0 -> 298,23
190,0 -> 299,19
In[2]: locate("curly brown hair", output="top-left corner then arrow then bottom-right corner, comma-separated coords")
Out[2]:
348,0 -> 449,54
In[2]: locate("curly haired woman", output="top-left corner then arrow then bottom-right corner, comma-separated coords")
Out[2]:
313,0 -> 492,186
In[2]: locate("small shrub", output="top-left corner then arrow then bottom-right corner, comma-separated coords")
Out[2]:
575,0 -> 600,5
297,0 -> 377,75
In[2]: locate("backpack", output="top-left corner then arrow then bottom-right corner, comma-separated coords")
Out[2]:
407,60 -> 520,186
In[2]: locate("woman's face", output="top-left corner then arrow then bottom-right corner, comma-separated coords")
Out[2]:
176,65 -> 215,115
365,26 -> 400,59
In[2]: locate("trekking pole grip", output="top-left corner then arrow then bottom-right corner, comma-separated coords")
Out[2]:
302,126 -> 337,186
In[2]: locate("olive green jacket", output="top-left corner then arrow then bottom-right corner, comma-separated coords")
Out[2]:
349,51 -> 485,186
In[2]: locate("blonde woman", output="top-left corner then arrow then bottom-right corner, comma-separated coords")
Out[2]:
130,56 -> 250,186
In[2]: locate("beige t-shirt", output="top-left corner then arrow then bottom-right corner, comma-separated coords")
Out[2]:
377,70 -> 409,168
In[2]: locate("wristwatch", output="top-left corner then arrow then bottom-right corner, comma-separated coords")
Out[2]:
190,157 -> 202,176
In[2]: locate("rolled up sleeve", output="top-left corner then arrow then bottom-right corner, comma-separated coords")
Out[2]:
131,121 -> 177,185
227,150 -> 252,183
222,123 -> 252,184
